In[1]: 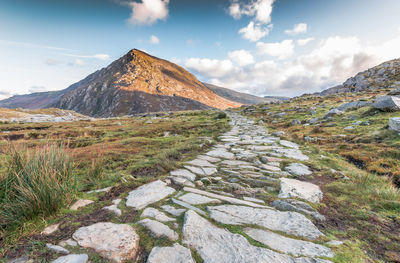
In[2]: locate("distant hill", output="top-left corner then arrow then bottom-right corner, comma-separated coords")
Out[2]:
317,58 -> 400,96
203,83 -> 279,105
0,49 -> 241,117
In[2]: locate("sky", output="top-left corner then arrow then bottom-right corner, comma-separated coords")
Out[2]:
1,0 -> 400,100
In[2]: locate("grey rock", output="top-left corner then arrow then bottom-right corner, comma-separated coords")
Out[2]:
141,207 -> 176,222
373,96 -> 400,111
323,109 -> 343,119
206,149 -> 234,159
273,148 -> 309,161
46,243 -> 69,254
70,199 -> 94,211
389,117 -> 400,132
138,219 -> 178,241
41,223 -> 60,235
126,180 -> 175,210
161,205 -> 186,216
326,240 -> 344,246
272,131 -> 285,137
186,159 -> 216,167
178,193 -> 221,205
6,258 -> 33,263
183,210 -> 329,263
309,118 -> 319,124
58,239 -> 78,247
285,163 -> 312,176
147,243 -> 195,263
280,140 -> 299,149
278,178 -> 323,203
208,205 -> 324,240
172,198 -> 207,215
244,228 -> 334,258
337,101 -> 371,111
272,199 -> 325,221
52,254 -> 88,263
292,119 -> 301,125
102,199 -> 122,217
170,169 -> 196,181
73,222 -> 140,263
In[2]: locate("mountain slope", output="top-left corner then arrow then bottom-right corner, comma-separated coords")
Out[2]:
318,58 -> 400,96
0,49 -> 241,117
203,83 -> 280,105
54,49 -> 241,117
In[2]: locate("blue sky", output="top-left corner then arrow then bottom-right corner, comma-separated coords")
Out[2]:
1,0 -> 400,99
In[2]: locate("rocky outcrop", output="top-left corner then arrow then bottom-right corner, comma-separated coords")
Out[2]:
373,96 -> 400,111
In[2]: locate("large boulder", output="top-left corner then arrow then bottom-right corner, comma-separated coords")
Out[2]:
337,101 -> 372,111
389,117 -> 400,132
373,96 -> 400,111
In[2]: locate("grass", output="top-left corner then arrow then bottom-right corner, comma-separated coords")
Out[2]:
0,144 -> 76,230
0,110 -> 230,260
235,88 -> 400,262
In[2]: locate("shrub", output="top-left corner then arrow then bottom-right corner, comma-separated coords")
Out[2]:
0,144 -> 76,229
215,112 -> 227,119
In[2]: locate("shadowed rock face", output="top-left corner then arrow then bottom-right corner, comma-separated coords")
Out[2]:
0,49 -> 242,117
54,49 -> 241,117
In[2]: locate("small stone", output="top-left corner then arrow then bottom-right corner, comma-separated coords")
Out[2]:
243,197 -> 265,204
58,239 -> 78,247
138,219 -> 178,241
178,193 -> 221,205
389,117 -> 400,132
46,243 -> 70,254
278,178 -> 323,203
70,199 -> 94,211
141,207 -> 176,222
41,223 -> 60,235
161,205 -> 186,216
206,149 -> 234,159
280,140 -> 299,149
147,243 -> 195,263
126,180 -> 175,210
6,257 -> 33,263
285,163 -> 312,176
102,199 -> 122,217
170,169 -> 196,181
52,254 -> 88,263
172,198 -> 207,215
187,159 -> 216,167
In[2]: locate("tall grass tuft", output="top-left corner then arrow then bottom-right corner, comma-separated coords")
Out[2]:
0,144 -> 76,230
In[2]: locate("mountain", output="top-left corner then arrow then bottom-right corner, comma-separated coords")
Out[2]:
318,58 -> 400,96
202,83 -> 280,105
0,49 -> 242,117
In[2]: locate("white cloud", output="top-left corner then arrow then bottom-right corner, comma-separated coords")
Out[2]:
297,37 -> 314,46
0,39 -> 77,52
228,0 -> 274,24
150,35 -> 160,44
228,49 -> 254,66
185,58 -> 234,78
74,58 -> 85,66
239,21 -> 271,42
127,0 -> 169,25
62,53 -> 110,61
28,85 -> 47,93
256,39 -> 295,59
285,23 -> 307,35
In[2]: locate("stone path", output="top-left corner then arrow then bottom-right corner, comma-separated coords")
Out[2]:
34,113 -> 336,263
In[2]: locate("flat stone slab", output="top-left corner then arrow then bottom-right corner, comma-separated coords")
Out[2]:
244,228 -> 334,258
206,149 -> 235,159
183,210 -> 330,263
279,178 -> 323,203
208,205 -> 323,240
221,160 -> 252,166
147,243 -> 195,263
73,222 -> 139,263
170,169 -> 196,181
285,163 -> 312,176
243,196 -> 265,204
178,193 -> 221,205
272,199 -> 325,221
138,218 -> 178,241
184,165 -> 206,176
186,159 -> 216,167
41,223 -> 60,235
52,254 -> 88,263
126,180 -> 175,210
141,207 -> 176,222
273,148 -> 309,161
280,140 -> 300,149
46,243 -> 69,254
172,198 -> 206,215
102,199 -> 122,217
197,155 -> 221,163
161,205 -> 186,216
70,199 -> 94,211
184,187 -> 265,208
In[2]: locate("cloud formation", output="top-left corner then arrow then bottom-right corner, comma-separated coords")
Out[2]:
127,0 -> 169,25
150,35 -> 160,44
257,39 -> 295,59
228,49 -> 255,66
297,37 -> 314,46
62,53 -> 110,61
229,0 -> 275,42
185,34 -> 400,97
285,23 -> 307,35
